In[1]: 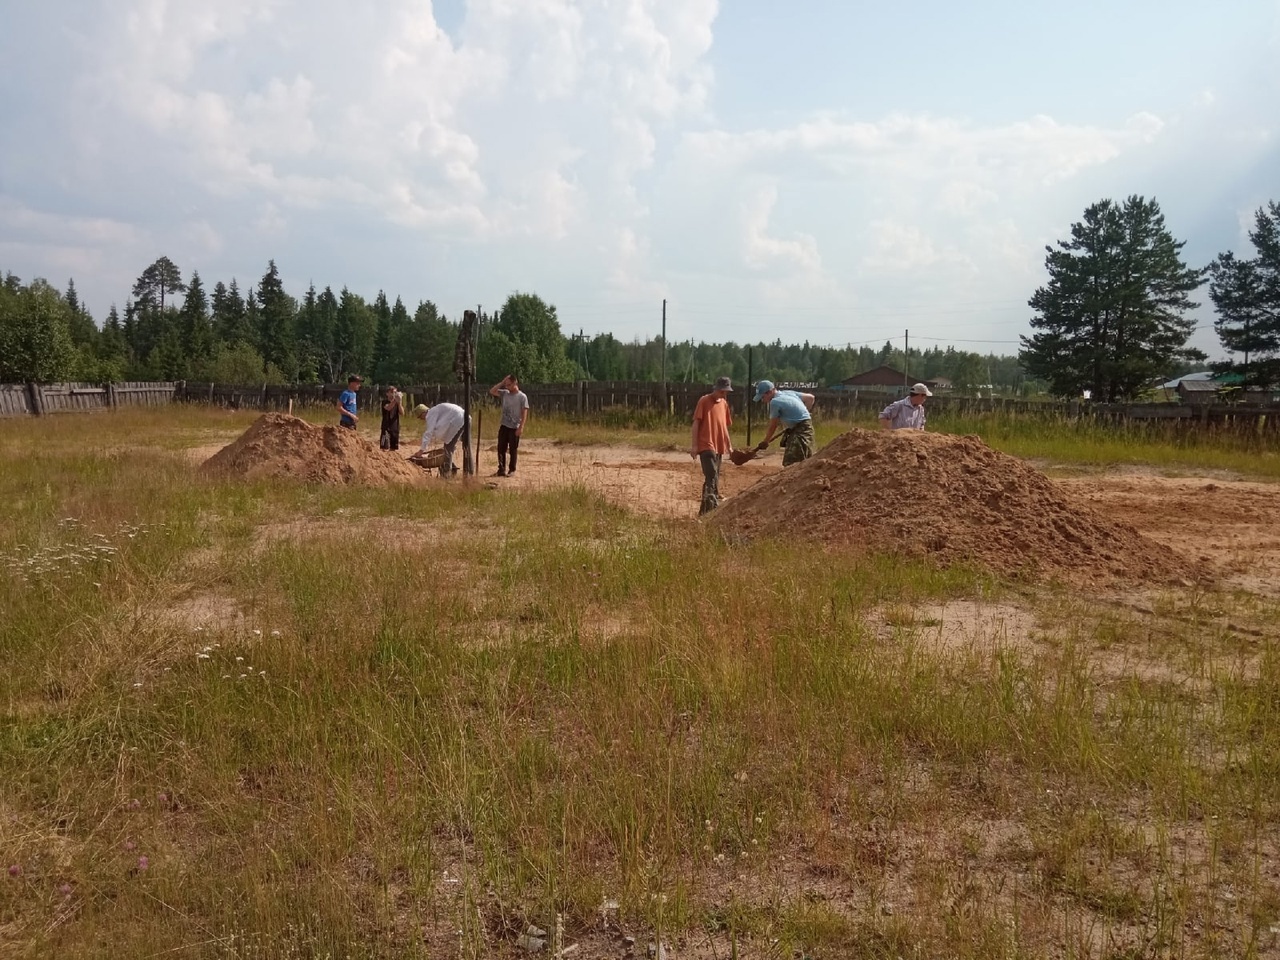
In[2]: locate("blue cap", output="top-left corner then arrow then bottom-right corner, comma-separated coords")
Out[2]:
753,380 -> 774,402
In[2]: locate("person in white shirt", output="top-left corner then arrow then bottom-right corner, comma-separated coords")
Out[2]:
879,383 -> 932,431
413,402 -> 470,477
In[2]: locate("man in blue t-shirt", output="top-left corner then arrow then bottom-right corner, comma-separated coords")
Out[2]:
753,379 -> 816,466
336,374 -> 362,429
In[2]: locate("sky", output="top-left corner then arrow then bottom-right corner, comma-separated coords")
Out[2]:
1,0 -> 1277,359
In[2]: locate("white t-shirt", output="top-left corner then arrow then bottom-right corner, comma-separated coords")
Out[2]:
421,403 -> 467,448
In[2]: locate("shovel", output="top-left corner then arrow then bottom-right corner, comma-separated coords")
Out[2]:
729,439 -> 772,466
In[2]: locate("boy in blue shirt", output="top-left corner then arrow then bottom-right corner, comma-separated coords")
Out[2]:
336,375 -> 362,429
753,379 -> 816,466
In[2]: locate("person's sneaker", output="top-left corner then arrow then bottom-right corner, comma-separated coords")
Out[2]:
493,470 -> 507,477
507,469 -> 516,476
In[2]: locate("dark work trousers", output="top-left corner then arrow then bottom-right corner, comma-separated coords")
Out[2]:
497,424 -> 521,474
698,451 -> 722,515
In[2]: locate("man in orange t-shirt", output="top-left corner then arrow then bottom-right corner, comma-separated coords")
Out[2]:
690,376 -> 735,515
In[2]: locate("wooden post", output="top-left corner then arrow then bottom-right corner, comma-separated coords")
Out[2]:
746,347 -> 753,446
107,382 -> 118,410
26,382 -> 43,416
660,298 -> 667,412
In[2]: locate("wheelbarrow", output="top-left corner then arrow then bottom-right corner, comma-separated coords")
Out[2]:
407,449 -> 447,471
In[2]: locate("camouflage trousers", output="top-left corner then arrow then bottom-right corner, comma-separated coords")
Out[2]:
781,420 -> 815,466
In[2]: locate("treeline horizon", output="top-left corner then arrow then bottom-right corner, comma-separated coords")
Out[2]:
3,196 -> 1277,399
0,256 -> 1047,393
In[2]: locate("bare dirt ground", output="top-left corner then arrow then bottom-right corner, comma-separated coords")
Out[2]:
187,435 -> 1280,589
474,442 -> 1280,595
476,439 -> 783,518
1058,472 -> 1280,595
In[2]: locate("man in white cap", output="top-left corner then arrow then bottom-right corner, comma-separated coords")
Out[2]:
413,401 -> 470,477
753,379 -> 816,466
879,383 -> 932,431
690,375 -> 735,514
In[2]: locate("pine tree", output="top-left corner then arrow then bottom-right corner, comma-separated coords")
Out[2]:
64,279 -> 99,348
213,280 -> 253,346
1021,196 -> 1205,401
256,260 -> 297,379
334,288 -> 376,379
181,271 -> 213,364
132,256 -> 187,311
100,305 -> 129,377
1210,201 -> 1280,388
293,283 -> 321,382
370,291 -> 392,381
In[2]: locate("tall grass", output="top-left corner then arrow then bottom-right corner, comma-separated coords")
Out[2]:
1,409 -> 1279,957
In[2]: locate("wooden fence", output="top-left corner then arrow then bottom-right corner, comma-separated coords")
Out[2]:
0,382 -> 176,417
2,380 -> 1278,436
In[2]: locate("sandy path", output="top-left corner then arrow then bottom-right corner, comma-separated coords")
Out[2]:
471,439 -> 782,519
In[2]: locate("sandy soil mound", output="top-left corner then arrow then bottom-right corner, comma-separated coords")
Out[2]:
710,429 -> 1185,583
201,413 -> 424,486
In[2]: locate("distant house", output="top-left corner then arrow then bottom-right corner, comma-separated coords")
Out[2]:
1176,378 -> 1220,405
837,365 -> 946,396
1159,371 -> 1215,402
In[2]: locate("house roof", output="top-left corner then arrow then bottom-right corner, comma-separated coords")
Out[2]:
1159,371 -> 1215,389
841,364 -> 909,386
1177,378 -> 1220,392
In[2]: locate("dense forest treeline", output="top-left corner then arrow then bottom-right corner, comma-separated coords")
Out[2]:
5,196 -> 1275,397
0,256 -> 1034,392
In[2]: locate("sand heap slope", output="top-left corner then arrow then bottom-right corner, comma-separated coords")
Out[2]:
710,429 -> 1184,582
202,413 -> 424,486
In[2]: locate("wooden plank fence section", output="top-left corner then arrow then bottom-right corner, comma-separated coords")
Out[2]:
0,384 -> 33,417
2,381 -> 1278,436
0,382 -> 176,418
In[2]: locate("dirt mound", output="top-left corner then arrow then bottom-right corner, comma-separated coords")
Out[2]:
202,414 -> 425,486
710,429 -> 1185,583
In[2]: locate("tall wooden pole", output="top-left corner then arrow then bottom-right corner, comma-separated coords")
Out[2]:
746,346 -> 754,446
660,299 -> 667,413
474,304 -> 483,470
904,329 -> 909,392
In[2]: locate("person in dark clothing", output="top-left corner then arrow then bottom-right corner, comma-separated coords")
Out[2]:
380,386 -> 402,450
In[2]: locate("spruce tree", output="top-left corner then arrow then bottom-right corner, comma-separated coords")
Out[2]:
256,260 -> 297,379
1021,196 -> 1205,401
181,271 -> 213,364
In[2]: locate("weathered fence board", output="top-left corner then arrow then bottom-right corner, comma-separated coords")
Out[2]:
0,382 -> 177,417
0,384 -> 33,417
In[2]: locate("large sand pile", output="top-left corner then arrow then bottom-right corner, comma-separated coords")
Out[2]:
202,414 -> 424,486
710,429 -> 1184,582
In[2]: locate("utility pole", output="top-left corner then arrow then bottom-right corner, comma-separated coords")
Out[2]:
904,329 -> 909,391
746,346 -> 754,446
474,304 -> 482,470
660,298 -> 667,412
